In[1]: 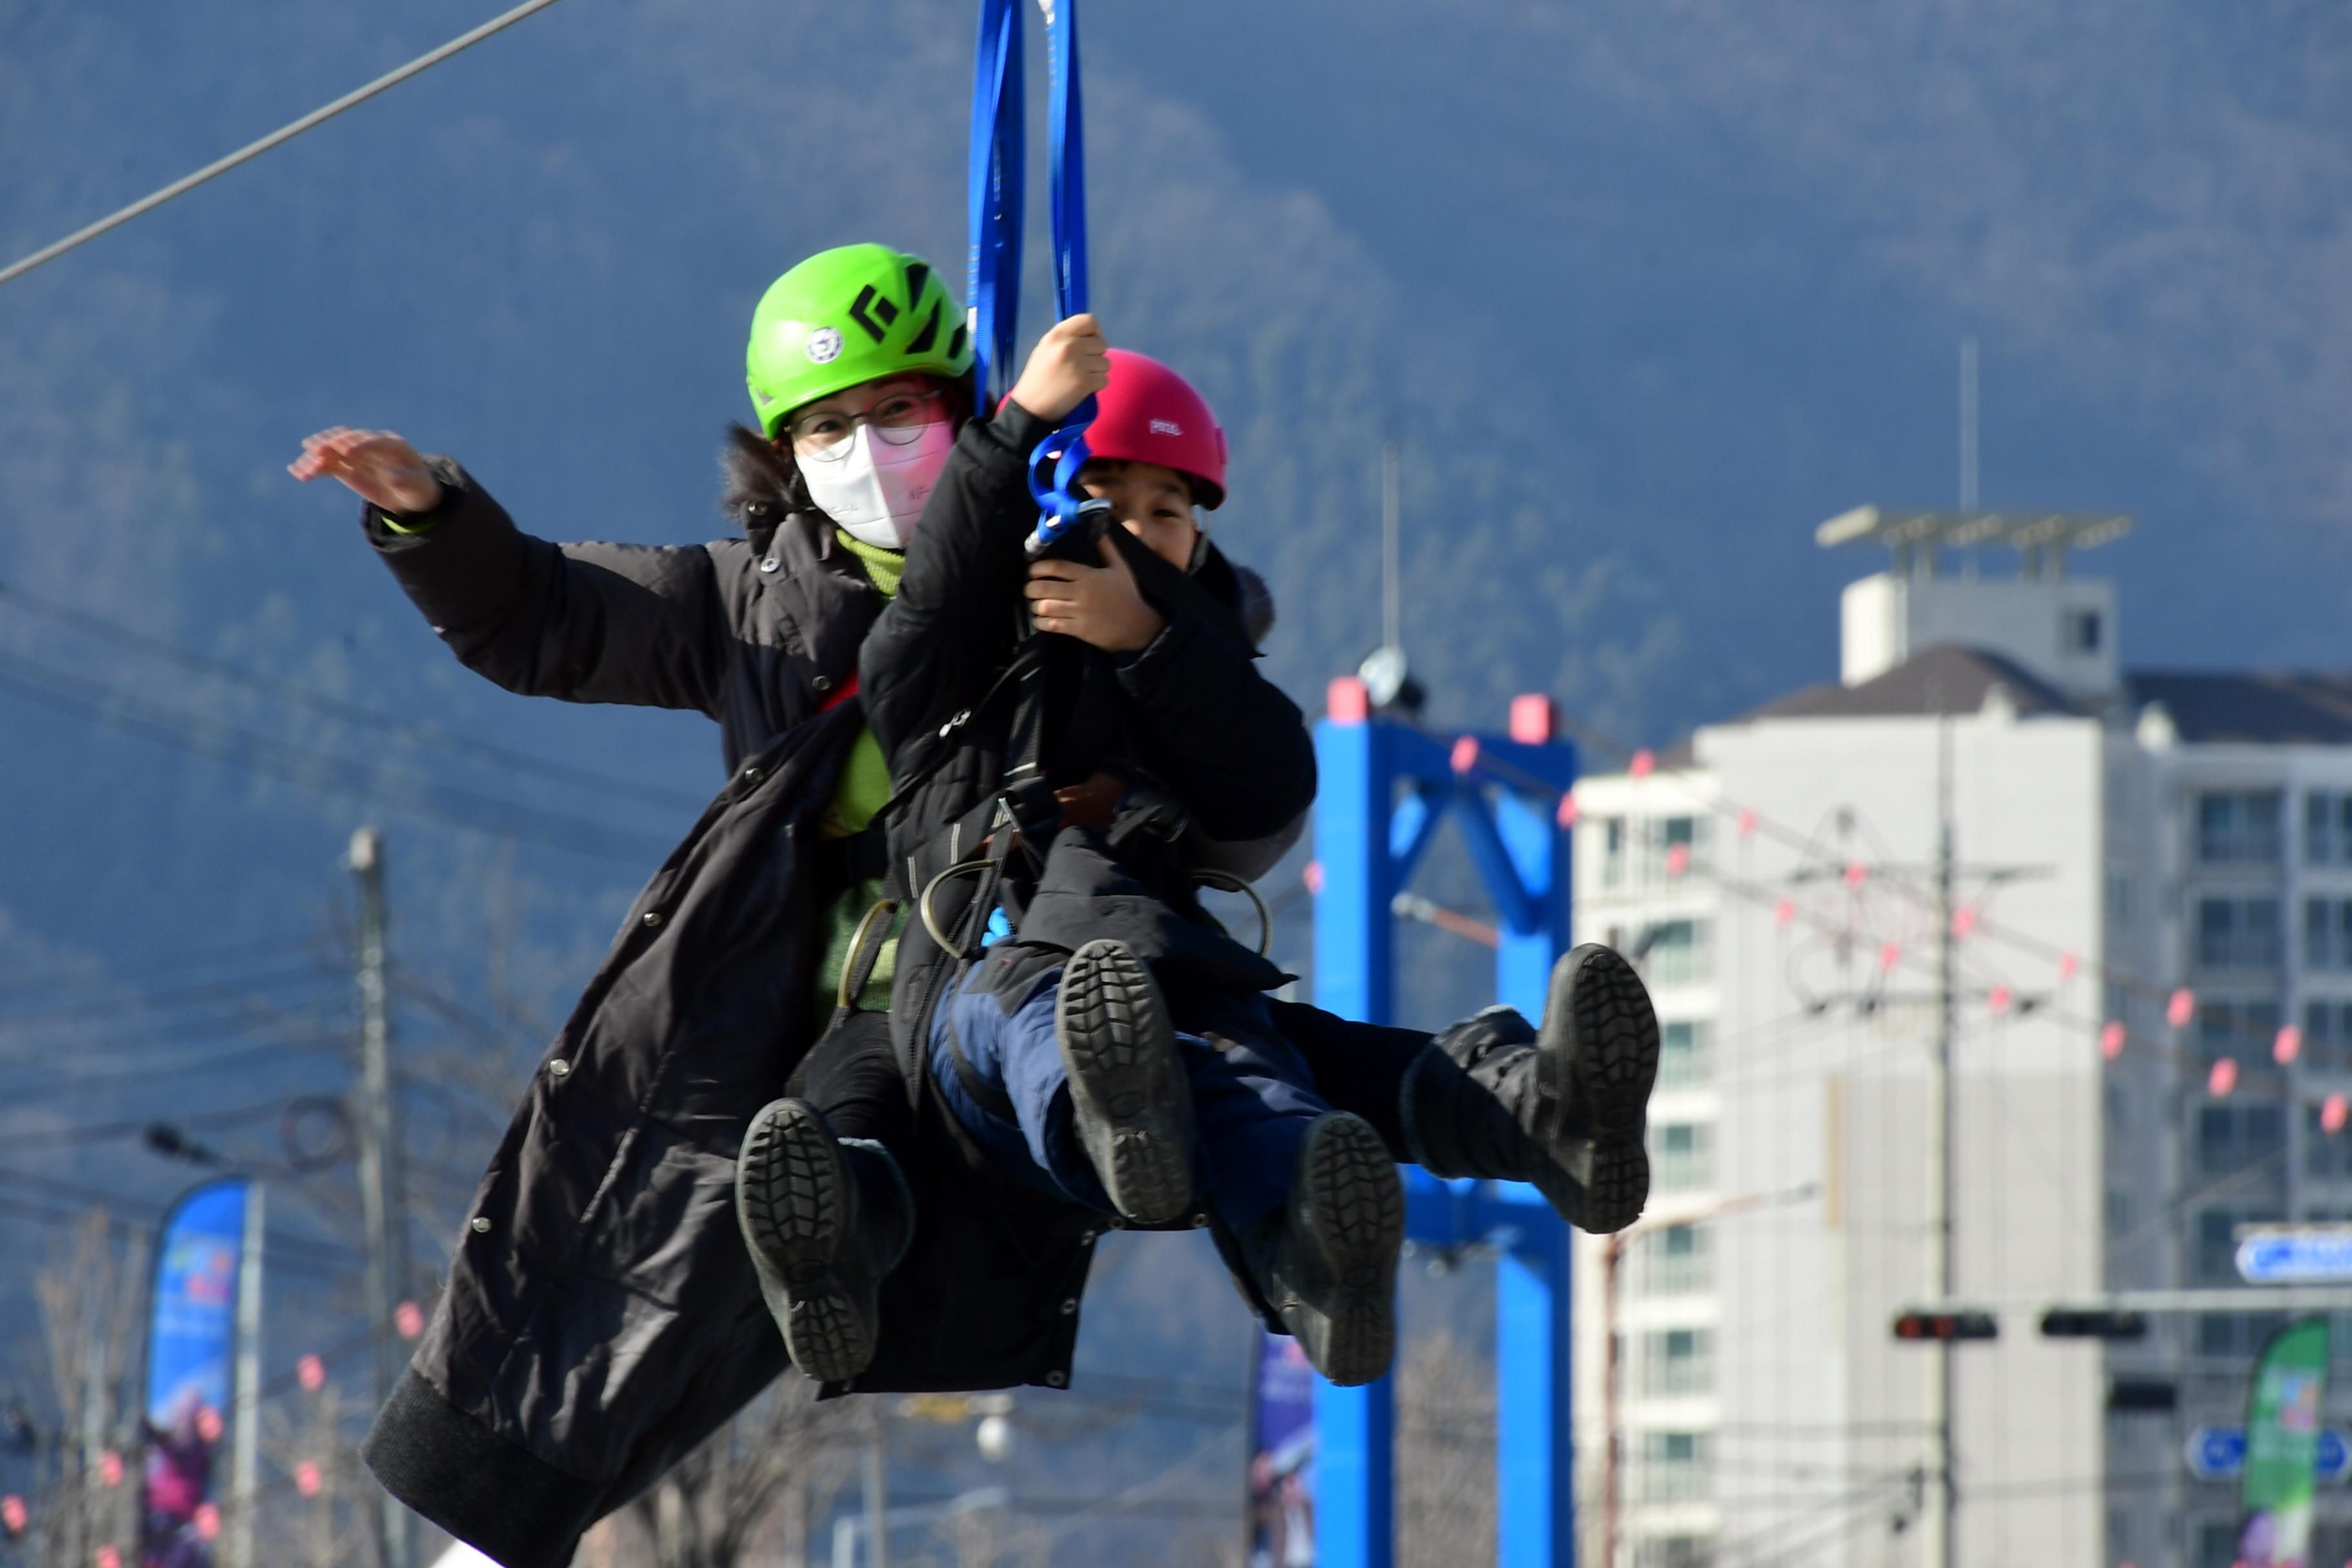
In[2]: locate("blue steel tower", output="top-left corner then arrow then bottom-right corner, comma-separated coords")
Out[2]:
1308,676 -> 1579,1568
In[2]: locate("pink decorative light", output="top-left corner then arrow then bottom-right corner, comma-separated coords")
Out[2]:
1879,941 -> 1903,972
99,1451 -> 121,1489
1952,906 -> 1978,939
2209,1058 -> 2238,1098
1326,677 -> 1369,725
1508,694 -> 1554,743
295,1461 -> 322,1498
396,1300 -> 424,1341
1556,792 -> 1580,828
1630,749 -> 1656,779
1665,843 -> 1690,878
1988,985 -> 2012,1015
194,1504 -> 220,1542
2101,1021 -> 2127,1061
1302,861 -> 1324,897
2324,1094 -> 2349,1135
2276,1025 -> 2304,1066
1843,862 -> 1868,889
195,1406 -> 223,1446
1774,898 -> 1796,928
2168,988 -> 2197,1030
297,1354 -> 326,1393
2,1495 -> 25,1535
1450,736 -> 1480,775
2057,951 -> 2080,982
1736,808 -> 1758,839
95,1548 -> 120,1568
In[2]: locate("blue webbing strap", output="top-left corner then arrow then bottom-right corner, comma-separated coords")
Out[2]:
1023,0 -> 1105,556
965,0 -> 1023,410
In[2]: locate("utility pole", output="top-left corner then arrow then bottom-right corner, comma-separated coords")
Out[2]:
230,1182 -> 265,1568
351,827 -> 411,1568
1380,441 -> 1401,655
1924,714 -> 1957,1568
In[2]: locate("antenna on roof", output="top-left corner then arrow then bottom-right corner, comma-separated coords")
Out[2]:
1959,337 -> 1979,516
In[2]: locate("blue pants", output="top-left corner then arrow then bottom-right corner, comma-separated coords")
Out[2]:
929,952 -> 1328,1227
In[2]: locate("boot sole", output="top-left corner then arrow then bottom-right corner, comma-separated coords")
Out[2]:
1544,944 -> 1661,1233
1056,940 -> 1195,1226
736,1099 -> 874,1382
1287,1113 -> 1404,1387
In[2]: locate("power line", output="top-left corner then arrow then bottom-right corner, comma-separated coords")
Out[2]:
0,0 -> 574,290
0,581 -> 705,812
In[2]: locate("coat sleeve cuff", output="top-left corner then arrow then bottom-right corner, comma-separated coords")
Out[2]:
362,1367 -> 603,1568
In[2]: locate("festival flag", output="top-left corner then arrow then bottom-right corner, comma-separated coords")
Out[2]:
140,1179 -> 250,1568
1248,1328 -> 1317,1568
2239,1316 -> 2331,1568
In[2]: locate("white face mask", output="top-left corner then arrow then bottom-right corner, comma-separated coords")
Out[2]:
799,420 -> 956,549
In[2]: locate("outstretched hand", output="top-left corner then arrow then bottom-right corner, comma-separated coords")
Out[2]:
288,427 -> 444,515
1025,535 -> 1164,653
1005,314 -> 1109,426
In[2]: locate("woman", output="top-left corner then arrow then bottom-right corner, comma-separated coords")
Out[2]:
293,243 -> 1655,1568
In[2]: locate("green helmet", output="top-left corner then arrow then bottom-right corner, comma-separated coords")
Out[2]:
745,244 -> 974,439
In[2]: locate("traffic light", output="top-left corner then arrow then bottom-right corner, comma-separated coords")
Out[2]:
1892,1309 -> 1999,1342
2040,1307 -> 2149,1340
2108,1377 -> 2178,1413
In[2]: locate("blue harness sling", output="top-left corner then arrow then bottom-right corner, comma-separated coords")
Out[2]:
965,0 -> 1109,558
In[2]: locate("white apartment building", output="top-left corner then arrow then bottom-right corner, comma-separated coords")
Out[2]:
1570,511 -> 2352,1568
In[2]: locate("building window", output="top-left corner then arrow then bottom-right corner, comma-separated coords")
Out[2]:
2195,1211 -> 2286,1286
1642,816 -> 1711,885
1643,920 -> 1713,988
2197,790 -> 2282,865
2195,1518 -> 2241,1568
1641,1223 -> 1712,1297
2309,1104 -> 2352,1180
1632,1536 -> 1714,1568
2305,999 -> 2352,1071
2310,898 -> 2352,971
1636,1431 -> 1713,1504
1600,817 -> 1628,889
2105,1188 -> 2132,1237
1641,1329 -> 1714,1397
2198,997 -> 2282,1065
2307,792 -> 2352,867
2195,1311 -> 2289,1360
2197,1104 -> 2283,1177
2195,897 -> 2282,971
1658,1021 -> 1712,1088
1651,1122 -> 1714,1192
2065,607 -> 2102,654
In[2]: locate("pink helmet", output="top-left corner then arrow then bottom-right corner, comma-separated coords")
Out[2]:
1084,349 -> 1228,509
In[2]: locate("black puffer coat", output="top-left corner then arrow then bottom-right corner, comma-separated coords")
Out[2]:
350,431 -> 1309,1567
355,442 -> 894,1568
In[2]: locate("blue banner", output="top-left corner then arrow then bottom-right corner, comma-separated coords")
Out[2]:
141,1179 -> 248,1568
1250,1329 -> 1317,1568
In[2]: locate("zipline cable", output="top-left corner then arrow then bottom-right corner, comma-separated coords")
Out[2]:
0,0 -> 572,291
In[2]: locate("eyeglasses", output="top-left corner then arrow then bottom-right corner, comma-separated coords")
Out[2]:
787,389 -> 949,459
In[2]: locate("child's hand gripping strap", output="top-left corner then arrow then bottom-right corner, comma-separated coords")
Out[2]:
1023,0 -> 1104,559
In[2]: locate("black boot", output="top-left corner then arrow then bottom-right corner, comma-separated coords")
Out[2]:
1238,1112 -> 1404,1387
736,1098 -> 912,1382
1400,943 -> 1660,1233
1055,939 -> 1196,1226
